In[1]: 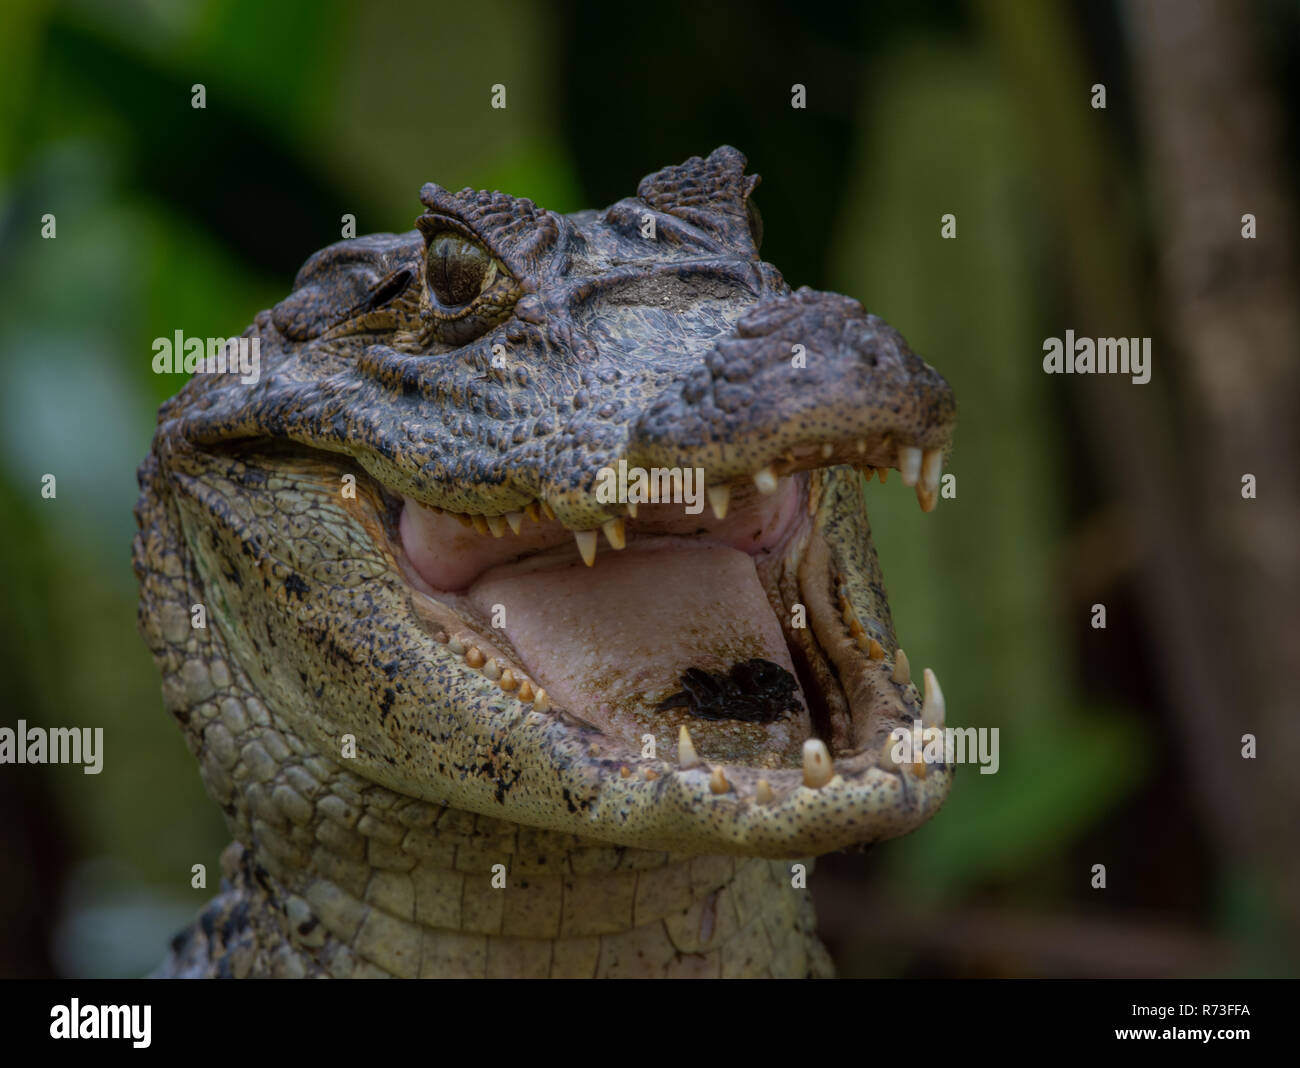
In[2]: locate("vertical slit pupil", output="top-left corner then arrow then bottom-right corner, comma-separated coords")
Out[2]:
427,235 -> 487,307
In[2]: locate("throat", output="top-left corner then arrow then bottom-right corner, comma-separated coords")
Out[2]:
170,787 -> 830,978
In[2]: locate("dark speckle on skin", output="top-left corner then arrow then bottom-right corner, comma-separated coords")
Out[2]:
657,658 -> 800,723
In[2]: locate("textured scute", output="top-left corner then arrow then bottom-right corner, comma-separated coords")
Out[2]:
134,146 -> 956,977
152,819 -> 832,979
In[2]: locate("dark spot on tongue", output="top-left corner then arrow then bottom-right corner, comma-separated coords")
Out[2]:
656,658 -> 800,723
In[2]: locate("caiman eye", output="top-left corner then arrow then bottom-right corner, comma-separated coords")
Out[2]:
425,233 -> 495,308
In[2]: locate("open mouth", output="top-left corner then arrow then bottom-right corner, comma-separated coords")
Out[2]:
393,434 -> 948,794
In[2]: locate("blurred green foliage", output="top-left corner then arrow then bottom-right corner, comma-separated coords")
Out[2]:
831,40 -> 1146,903
0,0 -> 1279,977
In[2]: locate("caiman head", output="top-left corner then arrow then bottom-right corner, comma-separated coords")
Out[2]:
136,146 -> 956,859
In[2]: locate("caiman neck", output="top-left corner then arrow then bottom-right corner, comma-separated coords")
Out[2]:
159,627 -> 831,978
188,769 -> 831,978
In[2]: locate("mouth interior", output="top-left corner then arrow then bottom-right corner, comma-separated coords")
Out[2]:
472,539 -> 808,765
399,477 -> 828,767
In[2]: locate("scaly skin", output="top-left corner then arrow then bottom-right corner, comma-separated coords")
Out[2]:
135,147 -> 956,977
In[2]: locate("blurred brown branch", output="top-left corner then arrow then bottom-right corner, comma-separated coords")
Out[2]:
1125,0 -> 1300,952
974,0 -> 1299,961
817,888 -> 1238,977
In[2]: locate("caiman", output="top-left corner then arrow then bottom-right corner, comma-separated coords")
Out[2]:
133,146 -> 956,978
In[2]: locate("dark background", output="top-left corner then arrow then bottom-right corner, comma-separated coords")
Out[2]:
1,0 -> 1296,977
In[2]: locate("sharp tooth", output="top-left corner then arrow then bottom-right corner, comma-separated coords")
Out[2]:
533,689 -> 551,713
678,725 -> 701,769
448,636 -> 465,655
483,658 -> 502,680
802,738 -> 833,788
709,767 -> 731,794
856,439 -> 867,454
707,484 -> 731,519
921,448 -> 943,493
849,618 -> 865,639
574,529 -> 598,566
917,449 -> 942,513
471,515 -> 490,535
862,466 -> 876,482
922,667 -> 945,726
878,736 -> 904,771
602,518 -> 626,549
505,511 -> 524,534
499,668 -> 518,691
452,513 -> 473,528
878,467 -> 888,484
486,514 -> 506,537
867,637 -> 886,660
755,778 -> 774,803
626,500 -> 638,519
644,768 -> 659,781
434,630 -> 449,644
619,765 -> 631,778
465,646 -> 485,669
524,501 -> 541,522
899,445 -> 922,487
821,443 -> 834,459
517,679 -> 534,702
891,648 -> 911,685
752,467 -> 779,495
540,500 -> 555,520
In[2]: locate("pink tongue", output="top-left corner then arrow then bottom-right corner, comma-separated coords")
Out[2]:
468,544 -> 809,766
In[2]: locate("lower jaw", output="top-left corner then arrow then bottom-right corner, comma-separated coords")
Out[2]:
173,447 -> 947,860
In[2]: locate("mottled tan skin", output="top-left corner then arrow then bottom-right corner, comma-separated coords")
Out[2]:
134,148 -> 956,977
